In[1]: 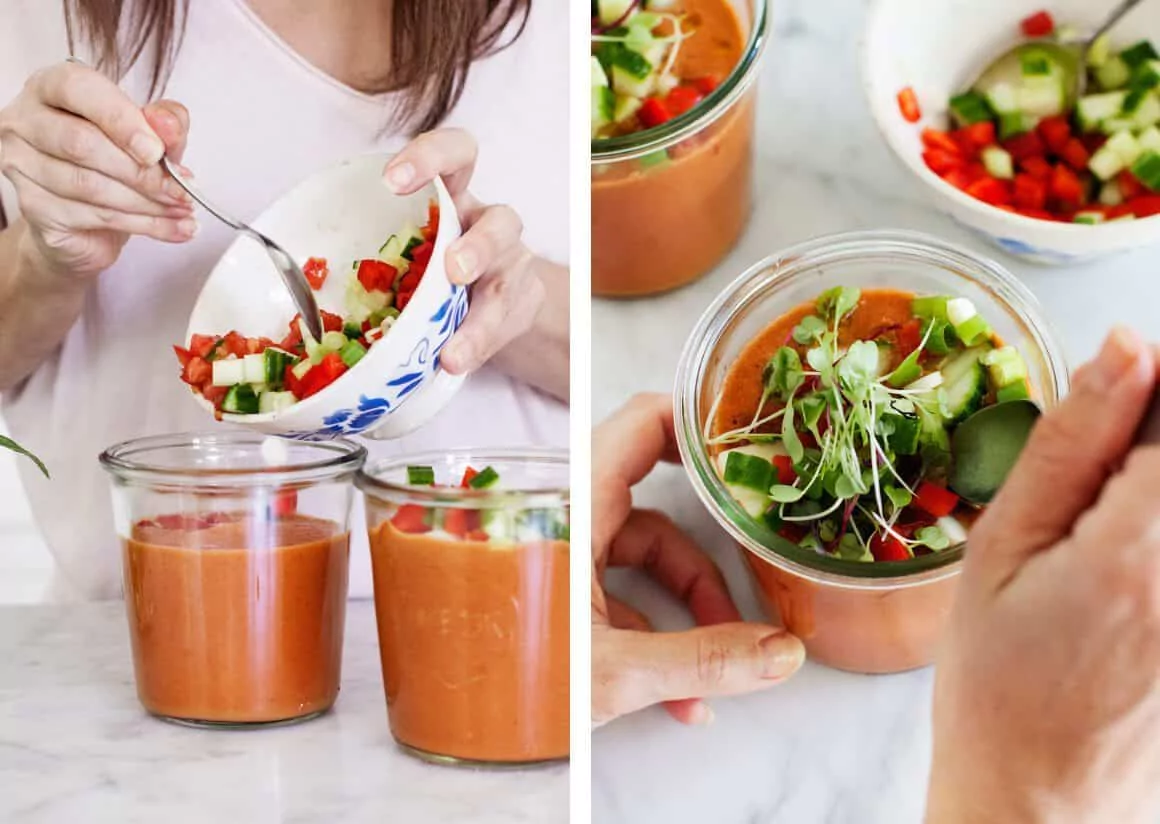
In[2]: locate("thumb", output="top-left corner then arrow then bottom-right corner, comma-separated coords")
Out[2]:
143,100 -> 190,163
968,326 -> 1155,592
595,623 -> 804,723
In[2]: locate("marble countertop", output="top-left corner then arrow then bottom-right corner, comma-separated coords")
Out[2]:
0,600 -> 567,824
592,0 -> 1160,822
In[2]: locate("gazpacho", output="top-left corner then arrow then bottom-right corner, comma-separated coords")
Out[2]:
360,458 -> 570,765
591,0 -> 764,296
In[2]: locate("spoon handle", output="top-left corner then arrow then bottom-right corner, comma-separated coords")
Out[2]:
1089,0 -> 1147,46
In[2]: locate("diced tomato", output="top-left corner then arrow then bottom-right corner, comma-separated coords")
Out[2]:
1012,173 -> 1048,210
222,331 -> 249,358
409,241 -> 434,268
1059,138 -> 1090,172
1119,170 -> 1145,198
1003,131 -> 1045,161
897,87 -> 921,123
1081,133 -> 1108,154
772,454 -> 797,485
870,534 -> 912,562
690,76 -> 720,95
1019,155 -> 1053,181
664,85 -> 703,116
421,202 -> 440,241
182,356 -> 212,386
1020,10 -> 1055,38
961,121 -> 996,150
638,97 -> 672,129
398,270 -> 421,293
461,466 -> 479,488
272,489 -> 298,518
921,128 -> 961,155
357,259 -> 397,293
895,317 -> 923,357
1108,202 -> 1136,220
1130,195 -> 1160,217
283,363 -> 303,398
296,354 -> 347,399
943,168 -> 976,190
172,345 -> 193,369
281,315 -> 304,351
1036,115 -> 1071,154
965,176 -> 1012,206
923,148 -> 964,176
321,310 -> 344,333
391,504 -> 431,534
444,508 -> 482,538
1017,207 -> 1058,221
778,523 -> 807,544
914,481 -> 960,518
189,334 -> 220,359
465,529 -> 490,542
303,256 -> 329,290
1050,163 -> 1084,206
201,384 -> 229,408
396,289 -> 416,311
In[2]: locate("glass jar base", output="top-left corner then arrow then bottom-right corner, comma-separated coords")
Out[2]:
395,741 -> 568,770
151,707 -> 330,730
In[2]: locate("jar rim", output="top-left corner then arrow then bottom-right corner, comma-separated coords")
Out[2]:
591,0 -> 770,163
356,447 -> 570,510
99,432 -> 367,488
673,229 -> 1071,589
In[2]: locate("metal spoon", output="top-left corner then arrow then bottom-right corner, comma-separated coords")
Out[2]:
965,0 -> 1147,111
161,156 -> 324,342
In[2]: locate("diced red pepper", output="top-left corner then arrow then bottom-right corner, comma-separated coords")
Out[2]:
943,168 -> 976,190
1108,202 -> 1135,220
913,481 -> 960,518
321,311 -> 344,333
421,202 -> 440,242
303,256 -> 329,290
1020,10 -> 1055,38
923,148 -> 964,176
1130,195 -> 1160,217
297,353 -> 347,399
965,176 -> 1012,206
465,529 -> 490,542
1012,173 -> 1048,210
1019,155 -> 1053,181
272,489 -> 298,518
357,259 -> 398,293
444,508 -> 482,538
181,356 -> 212,386
962,121 -> 996,150
690,76 -> 720,95
664,85 -> 703,116
1059,138 -> 1090,172
638,97 -> 673,129
1119,170 -> 1145,199
172,345 -> 193,369
1037,115 -> 1071,154
871,534 -> 912,562
772,454 -> 797,485
1050,163 -> 1084,206
391,504 -> 431,534
409,241 -> 434,268
1003,131 -> 1045,161
921,128 -> 961,155
461,467 -> 479,488
897,87 -> 921,123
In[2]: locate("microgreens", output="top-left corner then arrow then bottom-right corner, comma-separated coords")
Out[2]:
0,436 -> 49,479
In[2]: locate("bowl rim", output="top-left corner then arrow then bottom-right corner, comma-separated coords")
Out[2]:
185,152 -> 459,427
860,0 -> 1160,241
673,228 -> 1071,590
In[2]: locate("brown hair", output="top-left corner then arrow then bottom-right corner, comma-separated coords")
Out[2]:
63,0 -> 531,132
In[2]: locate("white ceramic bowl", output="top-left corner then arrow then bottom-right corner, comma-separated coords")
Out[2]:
863,0 -> 1160,264
186,153 -> 468,441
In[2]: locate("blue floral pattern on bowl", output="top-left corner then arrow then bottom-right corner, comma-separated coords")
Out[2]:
285,284 -> 469,441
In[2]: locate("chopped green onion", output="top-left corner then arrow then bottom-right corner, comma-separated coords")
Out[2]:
407,466 -> 435,485
469,465 -> 500,489
339,339 -> 367,368
912,296 -> 949,321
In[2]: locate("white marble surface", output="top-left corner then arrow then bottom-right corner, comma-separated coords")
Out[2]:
592,0 -> 1160,822
0,600 -> 567,824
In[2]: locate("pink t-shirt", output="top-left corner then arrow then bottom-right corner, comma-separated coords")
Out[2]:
0,0 -> 569,600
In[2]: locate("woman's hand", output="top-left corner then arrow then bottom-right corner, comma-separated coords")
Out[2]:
928,328 -> 1160,824
592,393 -> 805,727
384,129 -> 566,398
0,61 -> 195,278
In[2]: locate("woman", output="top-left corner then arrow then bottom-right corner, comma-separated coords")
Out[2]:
593,329 -> 1160,820
0,0 -> 569,600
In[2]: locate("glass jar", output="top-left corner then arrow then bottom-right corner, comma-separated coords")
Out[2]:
591,0 -> 770,297
674,231 -> 1069,673
357,449 -> 570,766
99,433 -> 365,726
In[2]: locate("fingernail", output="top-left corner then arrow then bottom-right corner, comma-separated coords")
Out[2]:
689,702 -> 715,725
165,179 -> 191,203
130,132 -> 165,166
452,248 -> 478,284
1087,326 -> 1143,391
442,338 -> 471,373
176,217 -> 199,239
164,204 -> 194,218
758,632 -> 805,679
385,161 -> 415,192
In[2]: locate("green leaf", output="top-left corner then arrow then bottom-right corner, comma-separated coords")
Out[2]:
818,519 -> 838,542
799,395 -> 826,431
762,347 -> 804,401
769,485 -> 805,503
817,287 -> 861,323
781,395 -> 804,463
837,341 -> 880,395
834,472 -> 863,500
799,533 -> 824,552
887,348 -> 924,388
884,484 -> 912,510
0,436 -> 49,479
792,315 -> 827,345
915,525 -> 951,551
806,342 -> 835,374
836,533 -> 873,562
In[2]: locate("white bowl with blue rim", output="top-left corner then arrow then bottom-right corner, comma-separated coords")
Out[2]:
186,152 -> 468,441
862,0 -> 1160,265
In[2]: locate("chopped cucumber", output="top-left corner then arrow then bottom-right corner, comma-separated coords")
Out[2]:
258,391 -> 297,415
1018,80 -> 1065,119
592,86 -> 615,134
981,146 -> 1014,179
1101,116 -> 1138,135
723,451 -> 776,492
949,91 -> 994,126
1088,33 -> 1112,68
1139,125 -> 1160,152
1099,179 -> 1125,205
1120,41 -> 1159,70
982,82 -> 1019,114
999,111 -> 1035,139
940,348 -> 988,424
291,359 -> 313,380
1132,150 -> 1160,190
378,234 -> 405,260
1090,144 -> 1127,180
1096,55 -> 1132,90
343,322 -> 363,339
242,353 -> 266,384
222,384 -> 259,415
715,443 -> 787,518
1076,91 -> 1126,131
321,331 -> 348,352
211,357 -> 246,387
481,508 -> 517,542
1133,60 -> 1160,91
611,64 -> 655,98
613,93 -> 642,123
597,0 -> 634,26
946,298 -> 991,346
1073,211 -> 1106,225
980,346 -> 1028,388
262,348 -> 297,389
1133,93 -> 1160,129
1107,130 -> 1143,165
997,382 -> 1032,403
469,466 -> 501,489
591,55 -> 610,88
339,339 -> 367,368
